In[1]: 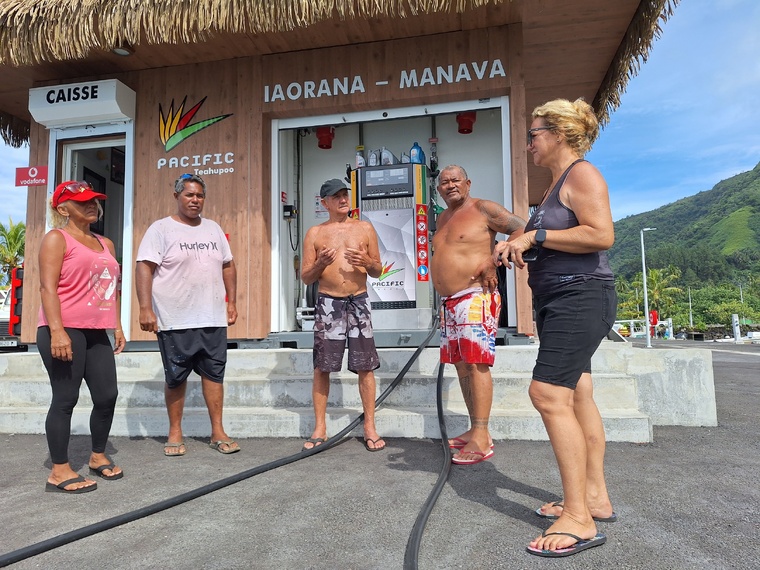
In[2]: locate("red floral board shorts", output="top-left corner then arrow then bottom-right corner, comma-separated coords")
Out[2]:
439,287 -> 501,365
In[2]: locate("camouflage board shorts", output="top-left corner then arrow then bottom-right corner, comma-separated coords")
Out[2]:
313,291 -> 380,373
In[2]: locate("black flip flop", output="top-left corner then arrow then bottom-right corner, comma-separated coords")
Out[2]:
89,462 -> 124,480
526,532 -> 607,558
363,437 -> 386,452
302,437 -> 326,451
45,475 -> 97,494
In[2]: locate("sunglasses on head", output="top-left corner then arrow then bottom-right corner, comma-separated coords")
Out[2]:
60,181 -> 93,195
176,173 -> 205,186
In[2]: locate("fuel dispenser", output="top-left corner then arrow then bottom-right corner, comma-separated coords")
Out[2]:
350,163 -> 433,330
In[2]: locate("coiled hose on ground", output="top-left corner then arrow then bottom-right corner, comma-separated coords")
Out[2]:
0,317 -> 451,569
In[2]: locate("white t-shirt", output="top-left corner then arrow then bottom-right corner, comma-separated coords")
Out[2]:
136,216 -> 233,331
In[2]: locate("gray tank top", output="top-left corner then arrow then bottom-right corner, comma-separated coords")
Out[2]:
525,159 -> 614,295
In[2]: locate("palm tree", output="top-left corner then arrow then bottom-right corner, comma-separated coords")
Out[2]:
615,276 -> 640,320
0,218 -> 25,285
646,265 -> 683,318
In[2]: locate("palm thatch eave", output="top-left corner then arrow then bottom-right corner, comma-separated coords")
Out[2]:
0,0 -> 678,146
593,0 -> 680,128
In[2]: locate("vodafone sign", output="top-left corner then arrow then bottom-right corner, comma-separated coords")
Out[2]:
16,166 -> 48,187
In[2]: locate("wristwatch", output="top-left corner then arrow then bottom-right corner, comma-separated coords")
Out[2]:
534,228 -> 547,247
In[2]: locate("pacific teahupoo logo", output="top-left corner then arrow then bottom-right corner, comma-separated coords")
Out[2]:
378,262 -> 403,281
159,96 -> 232,152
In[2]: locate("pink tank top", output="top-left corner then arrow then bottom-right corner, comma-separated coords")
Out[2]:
38,229 -> 121,329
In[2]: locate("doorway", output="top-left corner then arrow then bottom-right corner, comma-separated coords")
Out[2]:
270,97 -> 517,333
60,138 -> 126,261
47,122 -> 135,338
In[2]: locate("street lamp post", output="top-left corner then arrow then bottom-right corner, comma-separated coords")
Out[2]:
688,286 -> 693,329
641,227 -> 656,348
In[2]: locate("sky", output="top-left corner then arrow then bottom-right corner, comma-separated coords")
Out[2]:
0,0 -> 758,224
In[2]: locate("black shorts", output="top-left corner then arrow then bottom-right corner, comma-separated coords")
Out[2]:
532,280 -> 617,389
156,327 -> 227,388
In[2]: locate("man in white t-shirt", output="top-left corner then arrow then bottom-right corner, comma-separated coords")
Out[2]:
136,174 -> 239,457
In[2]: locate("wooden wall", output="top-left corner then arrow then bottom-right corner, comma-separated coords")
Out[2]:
20,24 -> 538,342
128,58 -> 267,341
261,27 -> 511,116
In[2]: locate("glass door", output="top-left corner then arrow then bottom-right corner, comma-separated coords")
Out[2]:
59,137 -> 126,263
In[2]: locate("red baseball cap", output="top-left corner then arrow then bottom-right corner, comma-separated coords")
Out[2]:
53,180 -> 107,208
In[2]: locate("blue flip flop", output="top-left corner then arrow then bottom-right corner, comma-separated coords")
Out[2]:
526,532 -> 606,558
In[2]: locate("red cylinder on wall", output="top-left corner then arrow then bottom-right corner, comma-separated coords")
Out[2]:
456,112 -> 477,134
316,126 -> 335,149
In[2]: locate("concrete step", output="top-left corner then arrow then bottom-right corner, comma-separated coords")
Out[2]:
0,344 -> 637,380
0,405 -> 652,443
0,371 -> 639,411
1,341 -> 719,443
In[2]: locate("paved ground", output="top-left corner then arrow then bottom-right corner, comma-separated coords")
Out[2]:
1,339 -> 759,569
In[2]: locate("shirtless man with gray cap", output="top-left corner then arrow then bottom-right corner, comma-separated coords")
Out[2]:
300,179 -> 385,452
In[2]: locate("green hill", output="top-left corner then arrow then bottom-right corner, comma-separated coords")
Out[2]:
609,161 -> 760,286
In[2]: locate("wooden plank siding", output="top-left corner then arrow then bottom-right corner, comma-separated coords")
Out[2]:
11,0 -> 646,342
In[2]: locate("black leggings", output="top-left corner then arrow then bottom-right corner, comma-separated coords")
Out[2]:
37,327 -> 118,465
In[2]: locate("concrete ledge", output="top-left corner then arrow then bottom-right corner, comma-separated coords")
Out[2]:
0,372 -> 642,411
0,342 -> 717,440
0,405 -> 652,443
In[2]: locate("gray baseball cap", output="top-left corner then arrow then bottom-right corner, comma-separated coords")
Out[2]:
320,178 -> 347,198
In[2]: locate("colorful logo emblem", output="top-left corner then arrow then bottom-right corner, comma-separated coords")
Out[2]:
378,262 -> 403,281
159,96 -> 232,152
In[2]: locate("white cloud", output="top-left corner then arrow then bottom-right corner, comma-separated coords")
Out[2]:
590,0 -> 760,220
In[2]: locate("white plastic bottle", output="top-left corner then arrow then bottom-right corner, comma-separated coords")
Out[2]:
355,145 -> 366,168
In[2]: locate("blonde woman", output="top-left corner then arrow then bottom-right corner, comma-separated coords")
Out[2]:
495,99 -> 616,557
38,180 -> 125,493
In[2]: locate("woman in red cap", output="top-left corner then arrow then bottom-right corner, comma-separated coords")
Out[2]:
37,180 -> 126,494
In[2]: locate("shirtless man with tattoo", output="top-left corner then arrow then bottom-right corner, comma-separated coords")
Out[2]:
430,165 -> 526,465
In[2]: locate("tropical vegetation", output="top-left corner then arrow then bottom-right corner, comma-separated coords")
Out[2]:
0,217 -> 25,286
610,161 -> 760,332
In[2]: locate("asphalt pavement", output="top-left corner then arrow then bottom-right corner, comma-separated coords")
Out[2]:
1,339 -> 759,569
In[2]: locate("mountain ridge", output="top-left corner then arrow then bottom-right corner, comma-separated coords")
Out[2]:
609,160 -> 760,284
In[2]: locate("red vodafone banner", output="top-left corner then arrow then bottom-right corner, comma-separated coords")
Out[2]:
16,166 -> 48,187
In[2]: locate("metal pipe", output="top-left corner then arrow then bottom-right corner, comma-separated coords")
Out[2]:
641,227 -> 656,348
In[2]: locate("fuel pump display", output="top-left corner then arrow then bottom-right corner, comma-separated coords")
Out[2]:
351,163 -> 432,330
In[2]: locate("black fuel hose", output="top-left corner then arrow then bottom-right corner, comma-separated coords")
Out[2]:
403,360 -> 451,569
0,318 -> 444,568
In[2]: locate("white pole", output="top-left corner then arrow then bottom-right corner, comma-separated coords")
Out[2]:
688,286 -> 693,328
641,228 -> 656,348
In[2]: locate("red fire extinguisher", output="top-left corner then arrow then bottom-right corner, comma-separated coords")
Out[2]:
649,309 -> 658,338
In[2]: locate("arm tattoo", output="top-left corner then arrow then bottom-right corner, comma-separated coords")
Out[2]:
480,200 -> 526,235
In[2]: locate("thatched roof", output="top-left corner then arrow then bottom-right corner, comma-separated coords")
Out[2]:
593,0 -> 679,125
1,0 -> 500,67
0,0 -> 679,147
